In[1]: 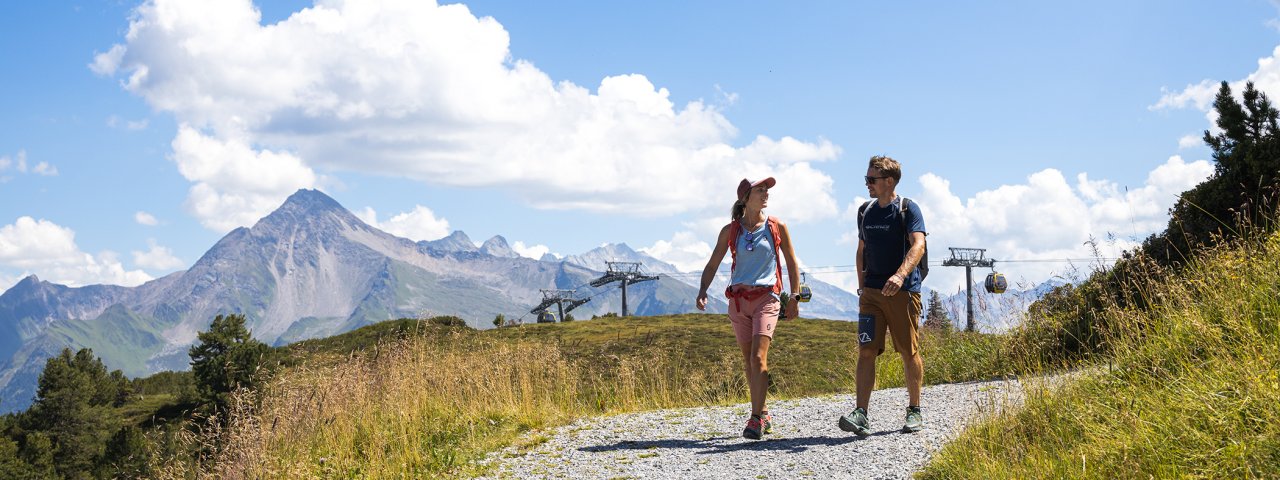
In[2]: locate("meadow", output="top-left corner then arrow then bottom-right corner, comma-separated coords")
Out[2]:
170,313 -> 1009,478
920,228 -> 1280,478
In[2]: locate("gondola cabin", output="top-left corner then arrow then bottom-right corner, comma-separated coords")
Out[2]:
537,311 -> 557,323
985,272 -> 1008,294
797,272 -> 812,302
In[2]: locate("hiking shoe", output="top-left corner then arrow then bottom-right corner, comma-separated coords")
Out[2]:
743,415 -> 764,440
838,407 -> 871,437
903,406 -> 923,433
761,411 -> 773,435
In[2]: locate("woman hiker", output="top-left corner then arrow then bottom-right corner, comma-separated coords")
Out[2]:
696,177 -> 802,440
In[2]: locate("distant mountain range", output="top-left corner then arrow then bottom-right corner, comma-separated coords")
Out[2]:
929,278 -> 1068,332
0,189 -> 1059,413
0,190 -> 722,413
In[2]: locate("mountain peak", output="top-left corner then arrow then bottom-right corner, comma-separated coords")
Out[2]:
422,230 -> 478,253
281,189 -> 345,213
252,189 -> 363,234
480,235 -> 520,258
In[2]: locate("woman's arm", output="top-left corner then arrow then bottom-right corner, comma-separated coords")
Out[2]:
778,220 -> 800,319
696,225 -> 731,311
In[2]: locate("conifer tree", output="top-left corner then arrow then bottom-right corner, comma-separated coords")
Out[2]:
23,348 -> 124,478
924,290 -> 953,332
189,314 -> 275,412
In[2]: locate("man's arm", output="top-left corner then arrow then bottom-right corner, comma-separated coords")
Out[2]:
894,232 -> 926,281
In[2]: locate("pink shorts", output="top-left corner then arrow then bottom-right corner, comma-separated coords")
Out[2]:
728,290 -> 781,346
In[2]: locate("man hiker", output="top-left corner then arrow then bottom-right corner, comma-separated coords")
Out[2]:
839,155 -> 928,435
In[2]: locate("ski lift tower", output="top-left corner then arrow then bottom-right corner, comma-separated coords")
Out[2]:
941,247 -> 996,332
529,289 -> 590,322
589,261 -> 659,317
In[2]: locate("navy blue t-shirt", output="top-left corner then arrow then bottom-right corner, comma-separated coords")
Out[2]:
858,197 -> 927,293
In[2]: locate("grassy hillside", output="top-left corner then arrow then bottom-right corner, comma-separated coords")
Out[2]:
920,230 -> 1280,478
181,313 -> 1009,478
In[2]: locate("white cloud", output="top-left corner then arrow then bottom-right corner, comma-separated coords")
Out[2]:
135,211 -> 159,226
132,238 -> 185,271
841,156 -> 1214,292
96,0 -> 839,226
1178,134 -> 1202,149
107,115 -> 150,130
0,150 -> 57,177
1152,80 -> 1219,111
639,231 -> 714,272
172,125 -> 321,231
31,162 -> 57,176
511,240 -> 554,260
359,205 -> 450,241
1154,43 -> 1280,116
0,217 -> 152,287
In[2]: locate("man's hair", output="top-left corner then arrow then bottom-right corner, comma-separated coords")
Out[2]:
869,155 -> 902,182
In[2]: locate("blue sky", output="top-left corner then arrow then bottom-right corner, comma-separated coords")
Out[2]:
1,0 -> 1277,296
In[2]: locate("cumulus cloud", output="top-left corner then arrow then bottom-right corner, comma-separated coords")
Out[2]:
639,231 -> 714,272
1178,134 -> 1202,149
172,125 -> 321,231
511,240 -> 554,260
135,211 -> 159,226
0,217 -> 152,287
358,205 -> 450,241
1152,80 -> 1220,111
0,150 -> 58,178
840,156 -> 1214,292
95,0 -> 839,228
107,115 -> 149,130
132,238 -> 185,271
1154,43 -> 1280,116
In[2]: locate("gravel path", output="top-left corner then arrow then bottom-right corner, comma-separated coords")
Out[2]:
476,379 -> 1026,479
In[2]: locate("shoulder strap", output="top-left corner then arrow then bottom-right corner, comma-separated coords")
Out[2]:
767,216 -> 784,294
727,221 -> 741,272
899,197 -> 910,231
857,200 -> 872,231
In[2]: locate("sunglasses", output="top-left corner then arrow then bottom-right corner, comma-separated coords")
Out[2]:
864,175 -> 890,184
744,230 -> 759,251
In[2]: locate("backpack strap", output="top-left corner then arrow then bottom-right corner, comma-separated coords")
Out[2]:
725,216 -> 785,295
766,216 -> 784,295
857,200 -> 873,241
727,220 -> 741,273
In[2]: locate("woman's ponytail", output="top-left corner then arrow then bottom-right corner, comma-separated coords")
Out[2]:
731,199 -> 746,222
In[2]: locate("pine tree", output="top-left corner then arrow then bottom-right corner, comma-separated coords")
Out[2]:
924,290 -> 953,332
189,314 -> 275,412
22,348 -> 124,479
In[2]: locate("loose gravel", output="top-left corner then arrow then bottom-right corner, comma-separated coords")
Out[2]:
476,378 -> 1026,479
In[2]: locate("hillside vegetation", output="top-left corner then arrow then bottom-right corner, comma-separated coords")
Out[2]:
916,80 -> 1280,478
188,314 -> 1008,478
921,224 -> 1280,478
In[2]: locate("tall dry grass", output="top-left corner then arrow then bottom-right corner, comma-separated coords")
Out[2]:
171,331 -> 743,478
920,226 -> 1280,478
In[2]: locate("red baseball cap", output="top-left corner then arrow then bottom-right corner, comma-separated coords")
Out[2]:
737,177 -> 776,200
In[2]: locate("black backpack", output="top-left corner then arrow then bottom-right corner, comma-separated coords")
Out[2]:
858,197 -> 928,281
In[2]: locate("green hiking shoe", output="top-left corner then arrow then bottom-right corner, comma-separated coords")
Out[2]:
761,411 -> 773,435
838,407 -> 871,437
903,406 -> 923,433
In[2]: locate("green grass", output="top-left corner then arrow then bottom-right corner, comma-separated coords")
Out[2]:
919,229 -> 1280,479
191,313 -> 1008,478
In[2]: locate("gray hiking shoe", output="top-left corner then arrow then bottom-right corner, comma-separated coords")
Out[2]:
903,406 -> 923,433
838,407 -> 871,437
